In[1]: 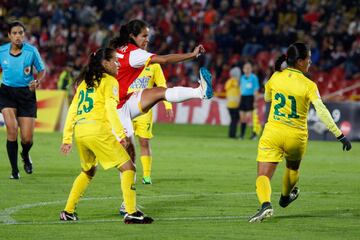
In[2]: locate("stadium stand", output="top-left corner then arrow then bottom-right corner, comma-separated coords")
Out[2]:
0,0 -> 359,100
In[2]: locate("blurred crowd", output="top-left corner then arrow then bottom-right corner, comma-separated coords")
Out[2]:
0,0 -> 359,97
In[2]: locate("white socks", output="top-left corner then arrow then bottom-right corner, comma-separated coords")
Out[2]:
165,87 -> 202,102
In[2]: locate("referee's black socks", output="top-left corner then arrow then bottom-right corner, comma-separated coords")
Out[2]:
21,141 -> 33,159
7,140 -> 19,174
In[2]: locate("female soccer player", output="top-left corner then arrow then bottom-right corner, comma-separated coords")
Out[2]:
111,19 -> 212,215
60,48 -> 153,224
128,63 -> 173,185
248,42 -> 352,223
0,21 -> 45,179
110,19 -> 212,168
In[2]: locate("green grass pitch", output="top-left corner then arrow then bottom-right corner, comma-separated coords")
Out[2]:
0,124 -> 359,239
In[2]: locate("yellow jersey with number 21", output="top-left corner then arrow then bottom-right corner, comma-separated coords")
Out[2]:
265,68 -> 320,131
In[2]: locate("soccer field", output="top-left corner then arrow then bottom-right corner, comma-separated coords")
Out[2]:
0,124 -> 359,240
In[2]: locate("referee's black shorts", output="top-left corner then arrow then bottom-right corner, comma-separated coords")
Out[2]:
0,84 -> 37,117
239,95 -> 254,112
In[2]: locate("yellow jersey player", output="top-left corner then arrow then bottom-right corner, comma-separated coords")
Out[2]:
128,63 -> 173,185
249,42 -> 352,223
60,48 -> 153,224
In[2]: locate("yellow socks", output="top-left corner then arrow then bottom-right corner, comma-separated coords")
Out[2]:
64,171 -> 91,213
256,175 -> 271,204
282,168 -> 299,196
141,155 -> 152,177
121,170 -> 136,214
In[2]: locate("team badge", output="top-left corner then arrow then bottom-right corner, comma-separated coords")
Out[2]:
24,66 -> 31,75
113,86 -> 118,97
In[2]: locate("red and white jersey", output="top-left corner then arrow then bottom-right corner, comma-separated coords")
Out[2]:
116,43 -> 154,108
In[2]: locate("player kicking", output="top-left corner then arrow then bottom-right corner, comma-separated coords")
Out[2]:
110,19 -> 213,215
248,42 -> 352,223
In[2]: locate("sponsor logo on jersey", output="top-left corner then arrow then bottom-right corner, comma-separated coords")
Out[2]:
129,76 -> 151,90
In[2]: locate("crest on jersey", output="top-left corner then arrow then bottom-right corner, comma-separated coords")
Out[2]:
113,86 -> 118,97
24,66 -> 31,75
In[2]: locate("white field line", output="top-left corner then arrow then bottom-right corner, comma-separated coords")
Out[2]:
0,191 -> 346,225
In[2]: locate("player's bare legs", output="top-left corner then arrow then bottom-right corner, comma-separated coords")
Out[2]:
18,117 -> 35,174
1,108 -> 20,178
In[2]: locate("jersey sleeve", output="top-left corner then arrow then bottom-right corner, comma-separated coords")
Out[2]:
264,79 -> 272,102
307,81 -> 321,102
104,76 -> 126,139
33,47 -> 45,72
153,64 -> 172,110
312,99 -> 342,138
62,88 -> 79,144
129,48 -> 154,68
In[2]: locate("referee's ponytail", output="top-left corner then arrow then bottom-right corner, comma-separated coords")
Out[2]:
274,42 -> 309,72
75,48 -> 115,89
109,19 -> 148,48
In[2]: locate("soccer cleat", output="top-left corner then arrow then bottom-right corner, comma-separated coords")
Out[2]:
21,152 -> 33,174
250,133 -> 257,140
60,211 -> 79,221
9,172 -> 20,180
279,187 -> 300,208
199,67 -> 213,99
124,211 -> 153,224
248,202 -> 274,223
119,202 -> 143,216
142,176 -> 152,185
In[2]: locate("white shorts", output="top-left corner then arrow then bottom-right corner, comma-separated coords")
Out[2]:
117,90 -> 144,137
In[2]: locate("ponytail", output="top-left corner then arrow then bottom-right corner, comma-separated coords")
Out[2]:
274,43 -> 309,71
274,54 -> 287,72
109,19 -> 148,48
75,48 -> 115,88
109,25 -> 130,48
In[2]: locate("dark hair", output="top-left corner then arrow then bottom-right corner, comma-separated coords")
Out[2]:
75,48 -> 115,88
8,20 -> 26,33
109,19 -> 147,48
274,42 -> 309,71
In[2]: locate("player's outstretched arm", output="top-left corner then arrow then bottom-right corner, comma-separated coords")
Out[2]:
150,45 -> 205,65
312,99 -> 352,151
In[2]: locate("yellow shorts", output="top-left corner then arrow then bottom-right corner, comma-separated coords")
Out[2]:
75,133 -> 130,171
132,109 -> 153,139
257,123 -> 308,162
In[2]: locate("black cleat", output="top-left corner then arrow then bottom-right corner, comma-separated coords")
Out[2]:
60,211 -> 79,221
279,187 -> 300,208
248,202 -> 274,223
119,202 -> 144,216
10,172 -> 20,180
124,211 -> 153,224
21,152 -> 33,174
